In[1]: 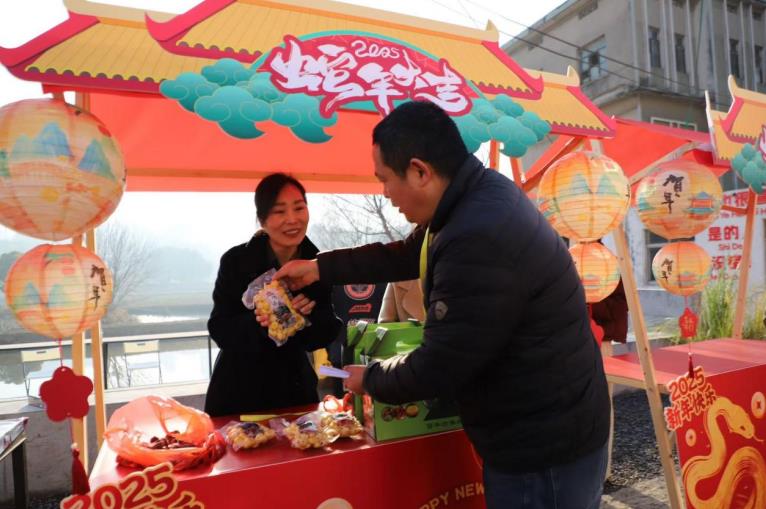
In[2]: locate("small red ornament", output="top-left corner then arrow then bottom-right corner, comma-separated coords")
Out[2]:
679,307 -> 698,339
590,318 -> 605,347
39,366 -> 93,421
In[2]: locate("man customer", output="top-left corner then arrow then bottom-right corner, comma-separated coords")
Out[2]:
273,101 -> 611,509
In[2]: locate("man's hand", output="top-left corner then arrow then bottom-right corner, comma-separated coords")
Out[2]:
274,259 -> 320,291
342,365 -> 366,394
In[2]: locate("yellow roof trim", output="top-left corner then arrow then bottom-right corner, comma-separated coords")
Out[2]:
728,74 -> 765,102
707,107 -> 743,162
64,0 -> 176,23
233,0 -> 497,42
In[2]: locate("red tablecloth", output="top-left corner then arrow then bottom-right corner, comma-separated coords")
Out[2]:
90,408 -> 485,509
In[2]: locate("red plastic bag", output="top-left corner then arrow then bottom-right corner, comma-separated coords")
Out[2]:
104,396 -> 225,471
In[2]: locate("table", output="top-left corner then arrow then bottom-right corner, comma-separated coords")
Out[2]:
90,411 -> 485,508
0,418 -> 29,509
603,338 -> 766,391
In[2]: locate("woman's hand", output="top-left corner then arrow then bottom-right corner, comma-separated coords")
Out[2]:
291,293 -> 316,315
254,293 -> 316,328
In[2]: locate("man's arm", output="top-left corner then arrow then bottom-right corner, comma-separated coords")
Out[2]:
362,233 -> 526,403
276,227 -> 424,289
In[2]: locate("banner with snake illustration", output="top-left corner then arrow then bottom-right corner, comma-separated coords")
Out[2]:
668,365 -> 766,508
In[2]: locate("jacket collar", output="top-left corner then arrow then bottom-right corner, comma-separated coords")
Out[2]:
429,154 -> 485,233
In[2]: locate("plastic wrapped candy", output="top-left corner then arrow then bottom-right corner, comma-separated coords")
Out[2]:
242,268 -> 308,346
276,412 -> 339,450
223,421 -> 276,451
320,411 -> 363,438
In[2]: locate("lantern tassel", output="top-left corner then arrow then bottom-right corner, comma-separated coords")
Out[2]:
688,352 -> 695,380
71,443 -> 90,495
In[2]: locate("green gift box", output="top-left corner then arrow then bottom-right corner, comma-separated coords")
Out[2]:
351,323 -> 462,441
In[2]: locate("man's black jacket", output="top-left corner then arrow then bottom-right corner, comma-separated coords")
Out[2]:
318,155 -> 610,473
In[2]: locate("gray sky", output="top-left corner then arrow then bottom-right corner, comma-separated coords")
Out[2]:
0,0 -> 565,262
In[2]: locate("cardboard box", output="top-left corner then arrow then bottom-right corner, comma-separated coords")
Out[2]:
348,323 -> 462,441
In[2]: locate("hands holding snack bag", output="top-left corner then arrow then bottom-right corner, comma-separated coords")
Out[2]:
243,268 -> 316,346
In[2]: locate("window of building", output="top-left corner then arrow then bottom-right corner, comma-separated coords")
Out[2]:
650,117 -> 698,130
756,45 -> 764,84
649,27 -> 662,69
646,231 -> 693,282
755,10 -> 763,21
675,34 -> 687,74
579,36 -> 607,82
726,2 -> 737,13
578,0 -> 598,19
730,39 -> 741,78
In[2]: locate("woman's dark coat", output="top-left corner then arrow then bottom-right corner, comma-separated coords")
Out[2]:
205,232 -> 342,417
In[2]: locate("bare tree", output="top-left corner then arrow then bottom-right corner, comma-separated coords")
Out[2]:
310,195 -> 409,250
96,222 -> 156,308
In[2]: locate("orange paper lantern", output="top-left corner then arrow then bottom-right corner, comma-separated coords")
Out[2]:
651,242 -> 711,296
569,242 -> 620,303
636,160 -> 722,240
537,151 -> 630,242
0,99 -> 125,240
4,244 -> 113,338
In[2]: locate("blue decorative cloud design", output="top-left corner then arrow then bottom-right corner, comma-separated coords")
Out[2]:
161,58 -> 337,142
731,143 -> 766,193
453,95 -> 551,158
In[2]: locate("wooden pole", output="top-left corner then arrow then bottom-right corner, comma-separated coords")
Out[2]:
489,140 -> 499,170
70,233 -> 88,471
510,158 -> 524,186
732,189 -> 757,339
613,225 -> 684,509
86,228 -> 107,446
590,139 -> 683,508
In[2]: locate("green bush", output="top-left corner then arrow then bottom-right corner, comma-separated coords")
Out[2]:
696,274 -> 736,340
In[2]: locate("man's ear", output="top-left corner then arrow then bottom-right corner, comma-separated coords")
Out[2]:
409,158 -> 434,186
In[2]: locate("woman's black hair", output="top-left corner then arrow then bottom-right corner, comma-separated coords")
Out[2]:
254,173 -> 307,224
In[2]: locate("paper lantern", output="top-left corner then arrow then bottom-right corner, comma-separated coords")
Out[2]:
4,244 -> 113,338
636,160 -> 722,240
0,99 -> 125,240
569,242 -> 620,303
651,242 -> 711,296
537,151 -> 630,242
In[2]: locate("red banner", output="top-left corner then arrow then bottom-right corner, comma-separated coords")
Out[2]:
673,365 -> 766,508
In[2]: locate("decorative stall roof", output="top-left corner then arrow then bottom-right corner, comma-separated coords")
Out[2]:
145,0 -> 541,98
706,76 -> 766,163
0,0 -> 619,192
0,0 -> 215,94
511,67 -> 616,137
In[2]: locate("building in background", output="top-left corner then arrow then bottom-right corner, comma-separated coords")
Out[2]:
505,0 -> 766,322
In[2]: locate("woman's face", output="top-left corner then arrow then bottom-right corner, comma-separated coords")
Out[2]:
262,184 -> 309,251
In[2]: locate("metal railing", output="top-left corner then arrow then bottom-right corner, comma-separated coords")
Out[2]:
0,330 -> 217,400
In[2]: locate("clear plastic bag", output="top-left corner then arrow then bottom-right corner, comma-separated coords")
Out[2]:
104,396 -> 226,471
242,268 -> 309,346
320,411 -> 364,438
274,411 -> 339,449
222,421 -> 276,451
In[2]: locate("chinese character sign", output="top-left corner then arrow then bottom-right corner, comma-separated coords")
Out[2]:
760,125 -> 766,162
675,365 -> 766,509
636,160 -> 722,240
263,35 -> 476,117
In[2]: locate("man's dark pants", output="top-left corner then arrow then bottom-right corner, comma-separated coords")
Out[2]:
482,440 -> 608,509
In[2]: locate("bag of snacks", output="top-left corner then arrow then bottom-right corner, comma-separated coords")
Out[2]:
320,411 -> 363,438
104,396 -> 226,471
273,412 -> 339,450
242,268 -> 309,346
222,421 -> 276,451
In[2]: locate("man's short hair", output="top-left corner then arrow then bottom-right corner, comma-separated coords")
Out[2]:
372,101 -> 469,179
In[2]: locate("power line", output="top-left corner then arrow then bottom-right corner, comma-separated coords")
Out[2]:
428,0 -> 729,109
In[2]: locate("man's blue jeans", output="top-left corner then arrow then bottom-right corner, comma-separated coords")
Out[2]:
482,441 -> 608,509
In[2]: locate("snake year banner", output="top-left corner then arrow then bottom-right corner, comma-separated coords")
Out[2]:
670,364 -> 766,508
